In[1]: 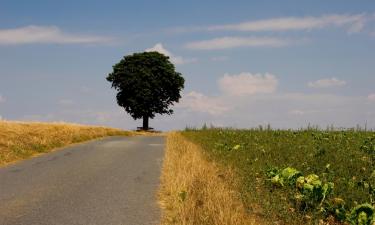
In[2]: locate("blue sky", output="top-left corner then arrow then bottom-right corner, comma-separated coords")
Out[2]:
0,0 -> 375,130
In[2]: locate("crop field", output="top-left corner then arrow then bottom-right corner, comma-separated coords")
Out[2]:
182,128 -> 375,224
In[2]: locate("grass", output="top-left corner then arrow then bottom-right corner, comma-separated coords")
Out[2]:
158,132 -> 256,225
0,120 -> 132,166
182,128 -> 375,225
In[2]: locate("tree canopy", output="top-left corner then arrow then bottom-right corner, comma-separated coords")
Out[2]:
106,51 -> 185,130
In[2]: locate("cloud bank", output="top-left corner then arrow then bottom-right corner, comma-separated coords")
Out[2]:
146,43 -> 196,65
207,14 -> 366,33
172,14 -> 369,34
185,36 -> 291,50
0,25 -> 113,45
218,73 -> 278,96
308,77 -> 347,88
176,73 -> 374,129
178,91 -> 229,115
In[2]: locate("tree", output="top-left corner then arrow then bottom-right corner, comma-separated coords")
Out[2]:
106,51 -> 185,130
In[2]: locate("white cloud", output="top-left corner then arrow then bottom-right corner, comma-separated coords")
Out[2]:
14,91 -> 375,131
0,25 -> 113,45
173,71 -> 375,129
185,36 -> 291,50
288,109 -> 325,116
308,77 -> 347,88
145,43 -> 196,65
0,95 -> 5,103
218,73 -> 278,96
211,56 -> 228,62
178,91 -> 229,115
59,99 -> 74,106
368,93 -> 375,101
80,86 -> 92,93
207,14 -> 367,33
175,91 -> 375,129
289,110 -> 305,116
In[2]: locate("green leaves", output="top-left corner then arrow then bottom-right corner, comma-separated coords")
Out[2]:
326,198 -> 347,221
349,204 -> 374,225
360,136 -> 375,154
281,167 -> 302,186
271,174 -> 284,187
267,166 -> 375,224
267,167 -> 302,187
107,51 -> 184,120
267,167 -> 334,209
268,167 -> 331,216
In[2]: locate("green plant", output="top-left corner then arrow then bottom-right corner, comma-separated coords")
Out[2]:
325,198 -> 347,221
348,204 -> 374,225
360,136 -> 375,154
281,167 -> 302,186
297,174 -> 334,206
267,167 -> 302,187
267,167 -> 334,212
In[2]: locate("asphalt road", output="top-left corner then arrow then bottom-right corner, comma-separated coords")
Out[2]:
0,135 -> 165,225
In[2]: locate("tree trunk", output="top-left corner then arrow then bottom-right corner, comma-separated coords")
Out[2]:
142,115 -> 149,130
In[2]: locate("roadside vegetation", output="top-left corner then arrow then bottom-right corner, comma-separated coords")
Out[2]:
0,120 -> 132,166
159,132 -> 256,225
181,127 -> 375,225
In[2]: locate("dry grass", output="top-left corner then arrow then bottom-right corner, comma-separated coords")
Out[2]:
158,132 -> 256,225
0,120 -> 132,166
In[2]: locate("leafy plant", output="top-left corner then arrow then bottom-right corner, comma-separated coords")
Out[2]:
281,167 -> 302,186
267,167 -> 302,187
348,204 -> 374,225
324,198 -> 347,222
360,136 -> 375,154
267,166 -> 334,213
299,174 -> 334,205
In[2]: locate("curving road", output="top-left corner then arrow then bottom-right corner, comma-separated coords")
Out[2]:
0,135 -> 165,225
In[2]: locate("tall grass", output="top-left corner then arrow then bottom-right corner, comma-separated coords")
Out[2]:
0,120 -> 132,166
159,132 -> 256,225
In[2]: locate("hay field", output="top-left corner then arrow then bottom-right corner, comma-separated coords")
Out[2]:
0,120 -> 132,166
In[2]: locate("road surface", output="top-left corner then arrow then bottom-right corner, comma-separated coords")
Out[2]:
0,135 -> 165,225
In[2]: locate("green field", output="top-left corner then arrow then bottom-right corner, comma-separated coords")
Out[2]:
183,128 -> 375,224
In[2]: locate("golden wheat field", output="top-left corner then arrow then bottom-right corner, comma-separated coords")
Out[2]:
0,120 -> 132,166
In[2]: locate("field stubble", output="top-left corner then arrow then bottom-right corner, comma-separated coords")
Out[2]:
0,120 -> 132,166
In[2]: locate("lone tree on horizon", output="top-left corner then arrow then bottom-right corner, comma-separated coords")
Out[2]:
106,52 -> 184,130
